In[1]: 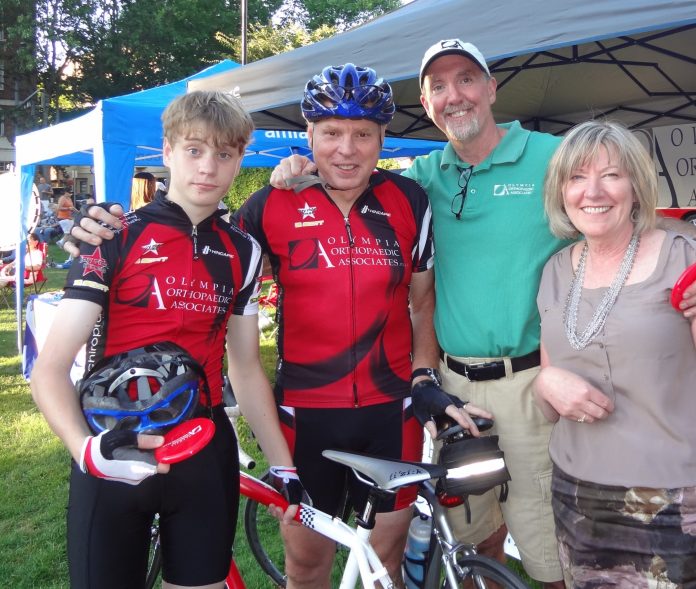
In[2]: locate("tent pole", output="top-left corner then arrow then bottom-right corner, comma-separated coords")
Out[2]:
241,0 -> 248,65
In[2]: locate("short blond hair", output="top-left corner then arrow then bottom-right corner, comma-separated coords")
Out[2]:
161,90 -> 254,155
544,120 -> 657,239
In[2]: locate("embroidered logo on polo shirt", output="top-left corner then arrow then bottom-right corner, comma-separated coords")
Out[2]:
493,183 -> 535,196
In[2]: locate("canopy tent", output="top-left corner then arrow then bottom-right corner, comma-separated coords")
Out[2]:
190,0 -> 696,139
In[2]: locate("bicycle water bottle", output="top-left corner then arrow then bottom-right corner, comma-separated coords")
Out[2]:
403,514 -> 432,589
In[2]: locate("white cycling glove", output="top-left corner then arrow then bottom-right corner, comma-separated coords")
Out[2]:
79,430 -> 158,486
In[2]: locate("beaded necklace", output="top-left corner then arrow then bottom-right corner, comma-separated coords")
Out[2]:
564,233 -> 640,350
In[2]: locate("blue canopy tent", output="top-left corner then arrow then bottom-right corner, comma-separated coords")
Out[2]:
11,59 -> 445,352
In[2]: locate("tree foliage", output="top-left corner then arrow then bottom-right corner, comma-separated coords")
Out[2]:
4,0 -> 102,126
75,0 -> 283,102
274,0 -> 400,31
225,167 -> 272,211
5,0 -> 401,130
216,22 -> 335,63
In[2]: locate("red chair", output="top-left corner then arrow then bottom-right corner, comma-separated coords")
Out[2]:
25,242 -> 48,295
257,275 -> 279,340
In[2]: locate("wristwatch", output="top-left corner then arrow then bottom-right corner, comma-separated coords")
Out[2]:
411,367 -> 442,387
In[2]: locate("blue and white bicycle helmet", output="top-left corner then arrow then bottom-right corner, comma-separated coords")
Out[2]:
301,63 -> 395,125
79,342 -> 208,435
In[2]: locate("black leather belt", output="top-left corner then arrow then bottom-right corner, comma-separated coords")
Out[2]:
439,349 -> 541,382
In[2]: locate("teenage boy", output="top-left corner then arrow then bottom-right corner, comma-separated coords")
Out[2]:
31,90 -> 296,589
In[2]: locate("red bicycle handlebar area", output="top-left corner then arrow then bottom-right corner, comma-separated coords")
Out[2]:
240,471 -> 302,523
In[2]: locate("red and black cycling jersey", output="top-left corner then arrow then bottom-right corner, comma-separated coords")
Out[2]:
63,195 -> 262,406
235,169 -> 434,409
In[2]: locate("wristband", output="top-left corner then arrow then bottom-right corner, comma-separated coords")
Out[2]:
269,466 -> 312,505
78,436 -> 91,474
411,367 -> 442,387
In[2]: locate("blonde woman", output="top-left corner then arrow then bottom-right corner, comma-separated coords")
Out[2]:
534,120 -> 696,587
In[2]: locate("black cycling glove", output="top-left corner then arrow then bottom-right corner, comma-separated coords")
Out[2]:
269,466 -> 313,506
411,380 -> 466,427
65,201 -> 121,250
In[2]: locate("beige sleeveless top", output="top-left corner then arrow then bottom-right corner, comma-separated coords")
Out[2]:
537,231 -> 696,487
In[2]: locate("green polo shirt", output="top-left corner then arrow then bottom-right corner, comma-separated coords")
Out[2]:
402,121 -> 568,357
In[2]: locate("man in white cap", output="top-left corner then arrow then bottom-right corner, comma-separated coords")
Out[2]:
403,38 -> 566,588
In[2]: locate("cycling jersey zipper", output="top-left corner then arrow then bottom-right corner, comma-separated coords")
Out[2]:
191,225 -> 199,259
344,214 -> 359,407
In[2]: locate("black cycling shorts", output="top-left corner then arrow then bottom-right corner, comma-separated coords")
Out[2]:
66,405 -> 239,589
278,398 -> 422,515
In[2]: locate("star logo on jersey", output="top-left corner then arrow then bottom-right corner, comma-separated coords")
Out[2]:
298,202 -> 317,219
141,238 -> 163,255
80,247 -> 108,280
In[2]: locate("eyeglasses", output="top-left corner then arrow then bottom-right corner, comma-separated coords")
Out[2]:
315,83 -> 387,108
451,166 -> 473,220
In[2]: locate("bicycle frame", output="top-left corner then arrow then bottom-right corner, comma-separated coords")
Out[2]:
149,403 -> 526,589
150,453 -> 526,589
419,479 -> 474,588
238,472 -> 395,589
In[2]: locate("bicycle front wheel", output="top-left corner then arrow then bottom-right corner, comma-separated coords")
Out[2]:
243,472 -> 355,588
452,553 -> 530,589
243,478 -> 287,587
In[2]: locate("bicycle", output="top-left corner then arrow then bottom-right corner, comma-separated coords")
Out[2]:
243,418 -> 529,589
146,393 -> 529,588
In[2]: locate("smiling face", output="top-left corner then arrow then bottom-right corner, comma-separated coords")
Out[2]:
562,144 -> 636,243
163,123 -> 243,222
420,54 -> 497,144
307,118 -> 385,202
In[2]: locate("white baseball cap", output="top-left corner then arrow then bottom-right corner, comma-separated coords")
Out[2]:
419,39 -> 490,88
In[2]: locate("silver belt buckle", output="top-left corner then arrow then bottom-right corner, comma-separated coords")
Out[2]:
463,361 -> 485,381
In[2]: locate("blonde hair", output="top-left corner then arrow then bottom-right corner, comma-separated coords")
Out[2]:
130,172 -> 156,210
161,90 -> 254,155
544,120 -> 657,239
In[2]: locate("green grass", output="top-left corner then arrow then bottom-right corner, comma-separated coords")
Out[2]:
0,246 -> 538,588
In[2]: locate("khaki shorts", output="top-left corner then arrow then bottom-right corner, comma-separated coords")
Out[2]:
437,354 -> 562,583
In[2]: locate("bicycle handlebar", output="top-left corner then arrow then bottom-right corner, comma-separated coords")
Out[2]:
240,472 -> 304,524
435,416 -> 494,442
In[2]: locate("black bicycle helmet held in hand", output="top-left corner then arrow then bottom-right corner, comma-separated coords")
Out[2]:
79,342 -> 208,435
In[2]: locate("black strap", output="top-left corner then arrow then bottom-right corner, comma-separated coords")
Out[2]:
439,350 -> 540,381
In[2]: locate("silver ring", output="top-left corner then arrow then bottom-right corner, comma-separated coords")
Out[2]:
578,414 -> 586,423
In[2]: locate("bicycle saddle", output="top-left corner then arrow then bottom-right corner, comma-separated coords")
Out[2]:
322,450 -> 446,492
